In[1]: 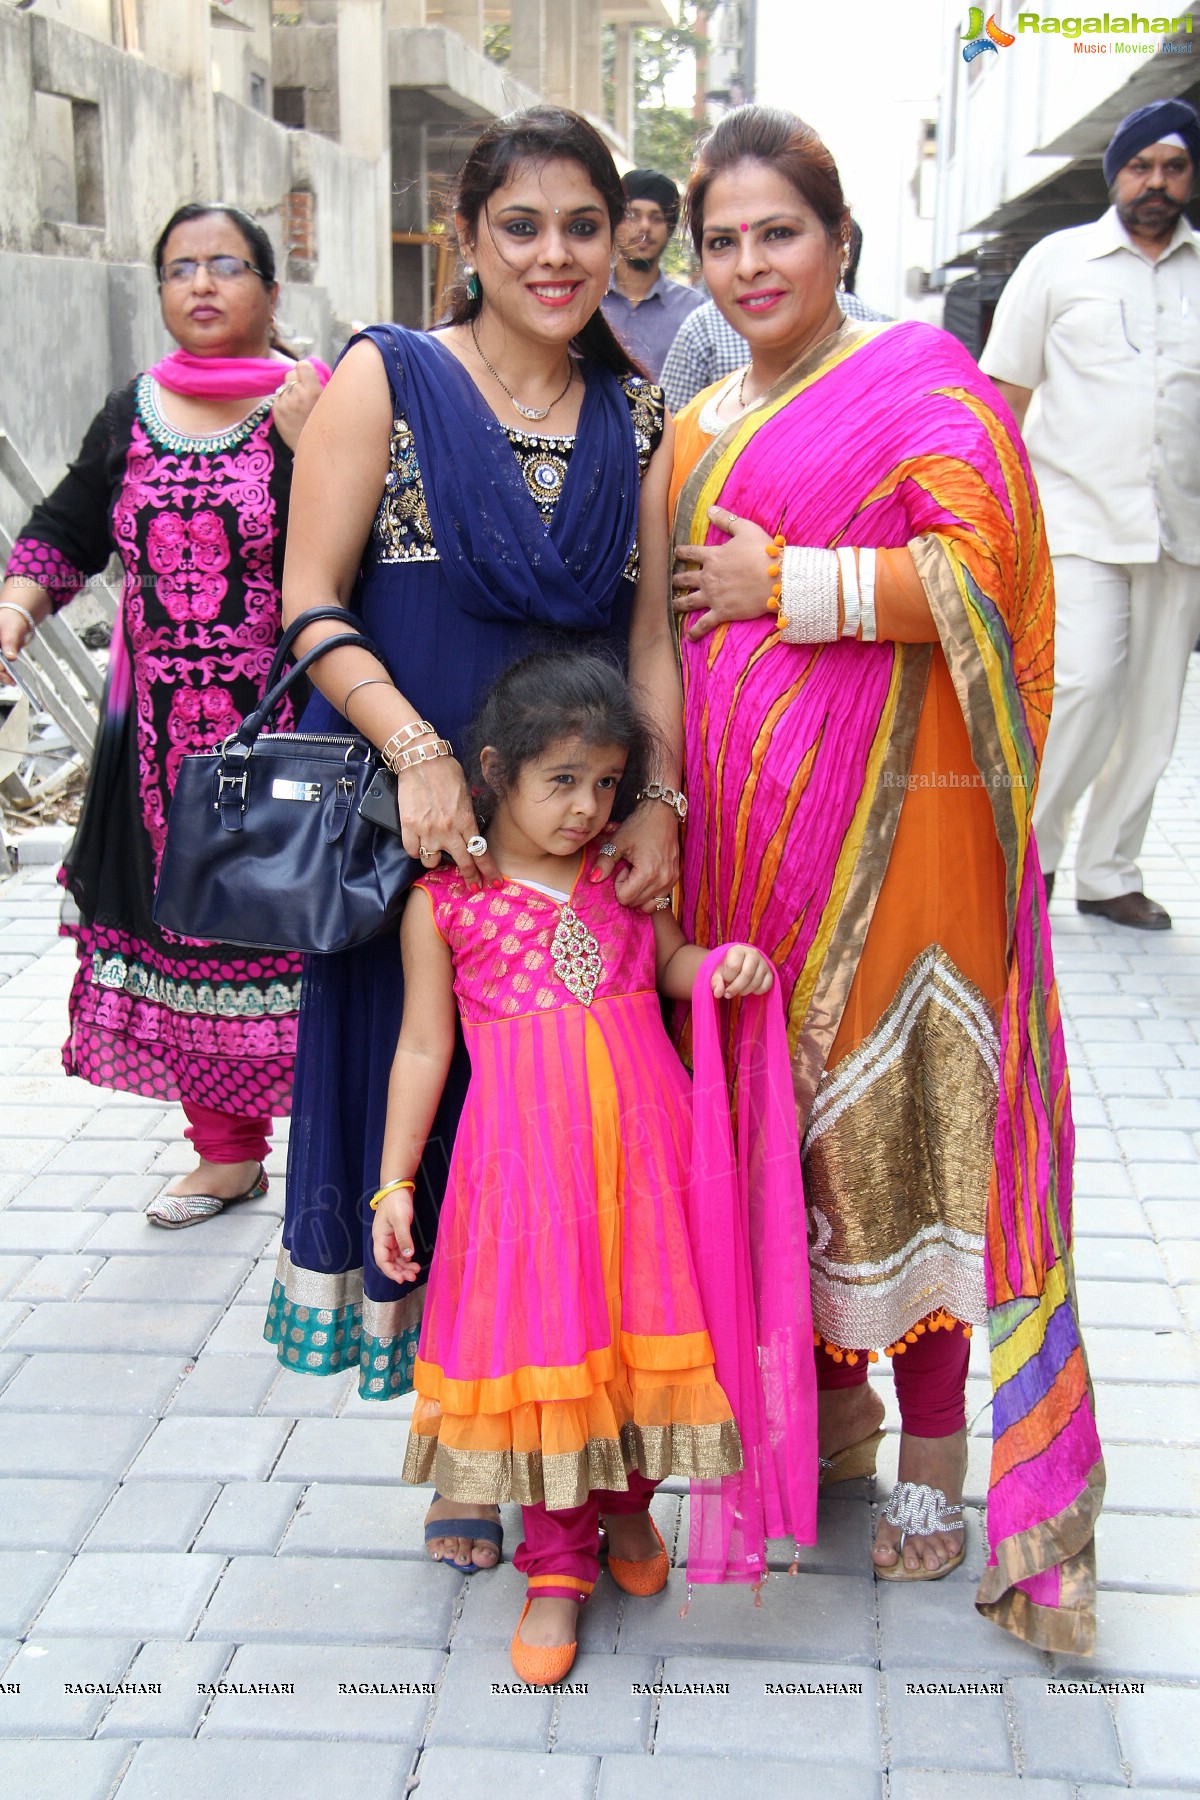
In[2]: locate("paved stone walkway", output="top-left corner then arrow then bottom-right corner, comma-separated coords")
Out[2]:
1,676 -> 1199,1800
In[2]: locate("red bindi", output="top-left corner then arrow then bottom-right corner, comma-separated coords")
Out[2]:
739,222 -> 749,232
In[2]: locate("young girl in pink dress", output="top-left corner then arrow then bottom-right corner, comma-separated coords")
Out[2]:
371,652 -> 772,1684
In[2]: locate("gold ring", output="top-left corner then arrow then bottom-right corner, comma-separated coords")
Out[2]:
654,896 -> 672,911
598,843 -> 618,859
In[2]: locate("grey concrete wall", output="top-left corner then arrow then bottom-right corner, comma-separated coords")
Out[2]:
213,89 -> 293,273
277,281 -> 337,362
0,11 -> 48,253
212,92 -> 385,331
292,126 -> 386,329
27,0 -> 114,46
27,13 -> 195,264
0,253 -> 164,541
1,4 -> 385,525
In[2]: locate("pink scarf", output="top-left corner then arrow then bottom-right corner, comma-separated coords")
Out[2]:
685,947 -> 818,1583
148,349 -> 332,398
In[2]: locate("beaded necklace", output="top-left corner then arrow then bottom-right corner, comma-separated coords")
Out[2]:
136,373 -> 272,455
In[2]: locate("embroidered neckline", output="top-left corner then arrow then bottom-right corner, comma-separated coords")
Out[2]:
136,373 -> 272,454
550,904 -> 603,1006
504,423 -> 576,448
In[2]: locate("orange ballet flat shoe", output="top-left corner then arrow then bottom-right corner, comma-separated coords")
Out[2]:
607,1517 -> 669,1596
510,1599 -> 577,1686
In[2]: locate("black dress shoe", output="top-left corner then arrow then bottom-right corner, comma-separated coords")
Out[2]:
1077,892 -> 1171,931
1043,871 -> 1055,903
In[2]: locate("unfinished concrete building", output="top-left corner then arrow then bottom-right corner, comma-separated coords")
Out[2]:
0,0 -> 671,502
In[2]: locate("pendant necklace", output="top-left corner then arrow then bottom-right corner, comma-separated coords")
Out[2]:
470,324 -> 574,422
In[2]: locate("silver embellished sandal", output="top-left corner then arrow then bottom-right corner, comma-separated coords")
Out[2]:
145,1164 -> 268,1230
875,1480 -> 965,1582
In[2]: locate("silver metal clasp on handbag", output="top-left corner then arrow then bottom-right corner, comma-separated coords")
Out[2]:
215,770 -> 249,809
214,765 -> 250,833
271,778 -> 322,803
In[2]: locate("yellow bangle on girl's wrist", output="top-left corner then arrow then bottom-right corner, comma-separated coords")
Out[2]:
370,1177 -> 416,1212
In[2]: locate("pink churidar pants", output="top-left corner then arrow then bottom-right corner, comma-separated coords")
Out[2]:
513,1472 -> 660,1603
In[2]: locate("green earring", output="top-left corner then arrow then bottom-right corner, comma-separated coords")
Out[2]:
465,264 -> 480,302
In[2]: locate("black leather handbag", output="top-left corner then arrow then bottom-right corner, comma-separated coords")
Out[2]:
153,607 -> 419,954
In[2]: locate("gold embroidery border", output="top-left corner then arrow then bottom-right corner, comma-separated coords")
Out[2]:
974,1460 -> 1105,1653
273,1245 -> 425,1345
403,1417 -> 743,1512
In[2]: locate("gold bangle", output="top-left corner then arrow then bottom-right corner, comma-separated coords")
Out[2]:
369,1177 -> 416,1212
387,736 -> 454,775
380,719 -> 437,765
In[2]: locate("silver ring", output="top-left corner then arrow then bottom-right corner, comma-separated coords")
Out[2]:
598,842 -> 618,859
654,896 -> 672,912
465,834 -> 487,858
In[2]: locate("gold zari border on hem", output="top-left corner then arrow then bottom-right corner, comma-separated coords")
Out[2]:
803,946 -> 996,1347
402,1418 -> 744,1511
975,1459 -> 1105,1653
272,1245 -> 425,1345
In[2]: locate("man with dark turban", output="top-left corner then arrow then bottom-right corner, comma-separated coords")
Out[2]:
982,98 -> 1200,931
600,167 -> 704,380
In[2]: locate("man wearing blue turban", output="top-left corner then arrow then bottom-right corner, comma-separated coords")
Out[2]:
981,98 -> 1200,930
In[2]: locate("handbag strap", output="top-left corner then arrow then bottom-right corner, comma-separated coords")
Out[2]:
237,630 -> 388,748
260,604 -> 389,701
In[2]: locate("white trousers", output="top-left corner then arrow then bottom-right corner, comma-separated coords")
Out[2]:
1035,552 -> 1200,900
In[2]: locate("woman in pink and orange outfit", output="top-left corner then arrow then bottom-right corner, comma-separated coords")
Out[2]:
669,108 -> 1102,1650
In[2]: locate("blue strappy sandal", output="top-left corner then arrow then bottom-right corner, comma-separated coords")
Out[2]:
424,1493 -> 504,1574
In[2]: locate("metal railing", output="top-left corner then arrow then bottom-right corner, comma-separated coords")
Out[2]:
0,430 -> 117,768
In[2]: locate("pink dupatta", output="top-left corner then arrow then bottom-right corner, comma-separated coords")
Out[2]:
148,349 -> 332,398
685,947 -> 818,1583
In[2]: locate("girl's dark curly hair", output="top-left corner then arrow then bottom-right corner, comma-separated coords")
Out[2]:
466,652 -> 655,828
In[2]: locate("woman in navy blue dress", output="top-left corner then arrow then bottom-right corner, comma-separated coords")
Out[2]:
264,109 -> 683,1574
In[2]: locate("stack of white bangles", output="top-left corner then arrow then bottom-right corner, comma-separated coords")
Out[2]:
778,547 -> 877,646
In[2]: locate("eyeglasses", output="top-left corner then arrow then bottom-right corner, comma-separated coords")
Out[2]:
160,255 -> 264,286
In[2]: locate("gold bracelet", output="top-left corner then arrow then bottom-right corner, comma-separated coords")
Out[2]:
380,719 -> 437,766
386,736 -> 454,775
369,1177 -> 416,1212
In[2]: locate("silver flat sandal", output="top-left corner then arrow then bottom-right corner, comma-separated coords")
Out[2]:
145,1164 -> 268,1229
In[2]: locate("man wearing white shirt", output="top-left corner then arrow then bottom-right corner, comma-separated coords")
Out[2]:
981,99 -> 1200,930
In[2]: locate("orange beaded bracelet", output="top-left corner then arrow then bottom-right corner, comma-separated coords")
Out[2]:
764,539 -> 783,612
